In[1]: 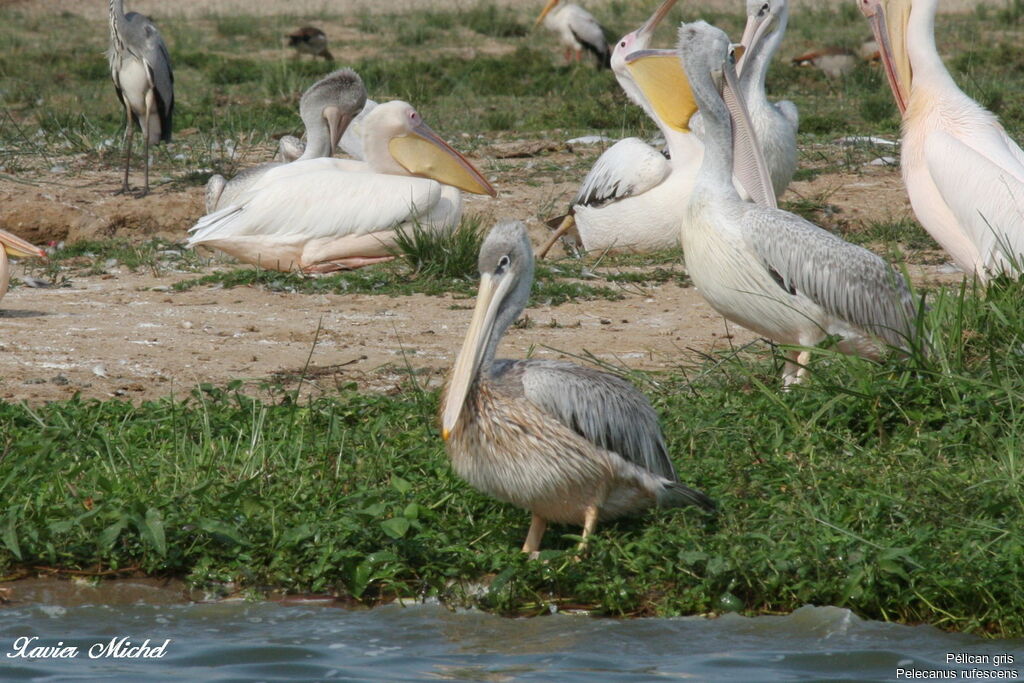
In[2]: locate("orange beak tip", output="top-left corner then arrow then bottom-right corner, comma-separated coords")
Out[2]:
442,428 -> 451,441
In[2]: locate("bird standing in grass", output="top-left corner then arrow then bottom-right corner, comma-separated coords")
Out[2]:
287,27 -> 334,61
442,221 -> 715,556
677,19 -> 918,386
534,0 -> 611,69
107,0 -> 174,198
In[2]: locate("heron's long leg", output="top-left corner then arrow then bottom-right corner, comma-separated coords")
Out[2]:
522,514 -> 547,558
139,89 -> 155,197
116,99 -> 133,195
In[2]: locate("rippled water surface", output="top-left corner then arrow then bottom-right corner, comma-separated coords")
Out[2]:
2,582 -> 1022,681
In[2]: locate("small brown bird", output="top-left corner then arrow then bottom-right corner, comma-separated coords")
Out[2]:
287,27 -> 333,61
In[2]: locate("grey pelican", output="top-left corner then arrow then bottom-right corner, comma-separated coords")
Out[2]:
442,221 -> 715,555
287,27 -> 333,61
107,0 -> 174,197
205,69 -> 367,211
0,230 -> 46,304
677,20 -> 918,385
736,0 -> 799,199
535,0 -> 611,69
188,101 -> 496,273
861,0 -> 1024,282
278,99 -> 379,163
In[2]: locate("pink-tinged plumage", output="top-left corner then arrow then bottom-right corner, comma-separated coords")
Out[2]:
862,0 -> 1024,281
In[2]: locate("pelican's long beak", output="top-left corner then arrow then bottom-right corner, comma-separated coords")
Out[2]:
636,0 -> 678,44
389,120 -> 497,196
441,272 -> 509,439
721,60 -> 776,209
534,0 -> 560,28
624,49 -> 698,132
736,11 -> 772,76
0,230 -> 46,260
322,106 -> 354,154
862,0 -> 911,115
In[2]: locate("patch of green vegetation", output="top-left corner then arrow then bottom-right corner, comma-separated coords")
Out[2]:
839,218 -> 939,252
47,239 -> 203,275
2,279 -> 1023,635
393,216 -> 485,282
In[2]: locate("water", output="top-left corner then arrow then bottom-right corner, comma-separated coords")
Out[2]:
1,581 -> 1022,681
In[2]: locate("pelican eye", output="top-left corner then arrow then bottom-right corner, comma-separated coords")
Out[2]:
620,40 -> 626,48
759,3 -> 768,15
496,255 -> 511,273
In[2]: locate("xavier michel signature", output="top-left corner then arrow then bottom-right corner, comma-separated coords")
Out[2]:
6,636 -> 170,659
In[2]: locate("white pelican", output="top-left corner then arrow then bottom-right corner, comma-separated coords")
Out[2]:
206,69 -> 367,212
442,220 -> 715,555
677,20 -> 918,386
539,0 -> 706,256
188,101 -> 497,273
861,0 -> 1024,281
107,0 -> 174,197
0,230 -> 46,304
535,0 -> 611,69
736,0 -> 799,199
278,99 -> 380,163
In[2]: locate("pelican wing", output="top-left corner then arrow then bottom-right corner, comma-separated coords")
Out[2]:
925,129 -> 1024,274
188,165 -> 442,246
573,138 -> 671,208
513,359 -> 678,482
745,209 -> 917,348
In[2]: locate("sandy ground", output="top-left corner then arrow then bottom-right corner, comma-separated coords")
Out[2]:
0,0 -> 968,405
0,135 -> 962,405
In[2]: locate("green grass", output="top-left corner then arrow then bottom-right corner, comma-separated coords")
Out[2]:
2,278 -> 1023,635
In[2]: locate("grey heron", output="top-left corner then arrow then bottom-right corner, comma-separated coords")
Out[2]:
442,220 -> 715,555
677,19 -> 918,386
107,0 -> 174,197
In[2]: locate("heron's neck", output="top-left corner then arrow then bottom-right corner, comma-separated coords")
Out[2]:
299,117 -> 333,160
108,0 -> 128,52
690,69 -> 736,196
0,250 -> 9,301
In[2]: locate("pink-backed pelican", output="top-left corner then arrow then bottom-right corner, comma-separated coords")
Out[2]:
860,0 -> 1024,281
205,69 -> 367,212
678,20 -> 918,386
736,0 -> 799,199
442,220 -> 715,555
188,101 -> 496,273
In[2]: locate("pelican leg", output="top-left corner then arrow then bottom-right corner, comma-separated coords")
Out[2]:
115,99 -> 134,195
577,504 -> 599,553
303,256 -> 396,273
522,513 -> 547,559
536,215 -> 577,259
782,349 -> 811,388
